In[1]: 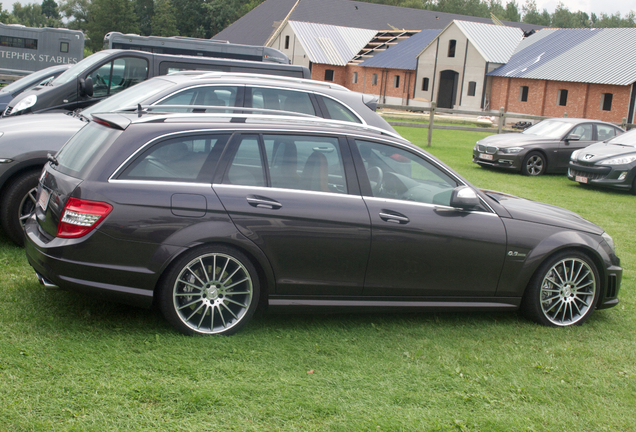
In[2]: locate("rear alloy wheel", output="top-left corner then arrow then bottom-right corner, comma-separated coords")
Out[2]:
522,252 -> 600,327
159,246 -> 260,335
0,170 -> 41,247
521,151 -> 546,176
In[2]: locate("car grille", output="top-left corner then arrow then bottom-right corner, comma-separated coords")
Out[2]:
3,106 -> 12,116
568,168 -> 607,180
477,144 -> 498,154
606,274 -> 618,298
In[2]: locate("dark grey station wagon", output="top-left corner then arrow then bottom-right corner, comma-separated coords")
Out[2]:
25,113 -> 623,335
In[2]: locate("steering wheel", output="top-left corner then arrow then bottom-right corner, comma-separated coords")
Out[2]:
367,166 -> 383,194
94,73 -> 107,86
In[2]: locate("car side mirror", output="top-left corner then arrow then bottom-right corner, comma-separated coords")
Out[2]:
566,134 -> 580,141
79,77 -> 93,97
450,186 -> 480,210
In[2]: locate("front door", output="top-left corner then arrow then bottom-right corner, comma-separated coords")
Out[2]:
352,139 -> 507,297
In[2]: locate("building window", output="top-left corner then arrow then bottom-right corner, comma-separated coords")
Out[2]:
352,72 -> 358,84
467,81 -> 476,97
60,42 -> 69,53
448,40 -> 456,58
324,69 -> 334,81
422,77 -> 429,91
601,93 -> 613,111
0,36 -> 38,50
394,75 -> 400,88
284,35 -> 290,50
372,73 -> 378,86
519,86 -> 529,102
557,89 -> 568,106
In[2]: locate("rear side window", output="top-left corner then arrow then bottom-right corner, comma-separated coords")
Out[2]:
155,86 -> 240,113
54,122 -> 123,178
119,134 -> 230,182
248,87 -> 316,116
319,96 -> 362,123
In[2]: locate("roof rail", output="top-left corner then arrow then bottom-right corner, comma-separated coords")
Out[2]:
190,71 -> 350,91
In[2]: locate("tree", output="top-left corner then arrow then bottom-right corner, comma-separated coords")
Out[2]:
58,0 -> 91,31
172,0 -> 210,38
551,2 -> 577,28
503,1 -> 520,22
151,0 -> 178,36
135,0 -> 153,36
522,0 -> 549,25
11,3 -> 47,27
41,0 -> 59,19
85,0 -> 139,51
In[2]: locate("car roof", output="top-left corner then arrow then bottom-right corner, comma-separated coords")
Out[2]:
92,111 -> 408,142
165,71 -> 350,93
540,117 -> 620,127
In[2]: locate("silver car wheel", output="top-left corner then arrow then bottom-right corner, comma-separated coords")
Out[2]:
525,154 -> 544,176
172,252 -> 254,334
540,258 -> 596,326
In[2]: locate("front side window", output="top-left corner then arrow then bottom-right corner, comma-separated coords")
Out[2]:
264,134 -> 347,193
248,87 -> 316,116
355,140 -> 458,206
87,57 -> 148,98
570,124 -> 593,141
119,134 -> 230,182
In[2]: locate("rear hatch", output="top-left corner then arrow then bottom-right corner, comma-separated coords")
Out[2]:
34,118 -> 126,239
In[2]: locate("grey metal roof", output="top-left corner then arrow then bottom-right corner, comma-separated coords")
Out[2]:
214,0 -> 544,46
454,20 -> 523,64
289,21 -> 377,65
359,29 -> 440,70
488,28 -> 636,86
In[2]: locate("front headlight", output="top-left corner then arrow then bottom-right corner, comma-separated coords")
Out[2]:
602,232 -> 615,253
570,150 -> 581,160
599,155 -> 636,165
501,147 -> 524,154
11,94 -> 37,114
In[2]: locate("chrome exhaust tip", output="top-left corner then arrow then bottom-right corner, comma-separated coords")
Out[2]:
36,272 -> 60,290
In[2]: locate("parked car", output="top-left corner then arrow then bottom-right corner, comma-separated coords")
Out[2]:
0,64 -> 71,112
473,118 -> 624,176
25,112 -> 622,335
0,72 -> 393,246
3,49 -> 310,117
568,128 -> 636,193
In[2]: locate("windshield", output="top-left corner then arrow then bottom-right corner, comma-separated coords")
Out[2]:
49,51 -> 113,86
522,120 -> 573,139
1,68 -> 60,93
82,77 -> 177,115
606,129 -> 636,147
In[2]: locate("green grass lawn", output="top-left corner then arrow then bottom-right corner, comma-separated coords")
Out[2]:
1,127 -> 634,431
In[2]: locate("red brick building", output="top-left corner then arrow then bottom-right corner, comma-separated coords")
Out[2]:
488,28 -> 636,123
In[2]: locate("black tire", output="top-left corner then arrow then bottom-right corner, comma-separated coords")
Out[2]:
0,170 -> 41,247
521,151 -> 546,176
521,251 -> 600,327
158,245 -> 260,335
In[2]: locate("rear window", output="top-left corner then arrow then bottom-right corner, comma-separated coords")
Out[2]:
53,122 -> 123,178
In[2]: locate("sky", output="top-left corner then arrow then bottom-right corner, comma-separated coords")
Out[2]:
1,0 -> 634,19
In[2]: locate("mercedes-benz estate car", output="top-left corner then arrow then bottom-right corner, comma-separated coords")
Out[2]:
568,128 -> 636,193
25,112 -> 622,335
0,72 -> 393,246
473,118 -> 624,176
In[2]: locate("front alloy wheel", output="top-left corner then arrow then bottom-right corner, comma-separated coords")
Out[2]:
522,252 -> 599,327
160,246 -> 260,335
522,151 -> 546,176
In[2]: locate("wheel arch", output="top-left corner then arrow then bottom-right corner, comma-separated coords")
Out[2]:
0,158 -> 47,195
151,238 -> 275,312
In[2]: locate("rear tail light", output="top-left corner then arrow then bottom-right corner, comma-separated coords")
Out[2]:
57,197 -> 113,238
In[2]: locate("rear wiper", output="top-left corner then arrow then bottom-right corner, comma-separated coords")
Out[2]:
47,153 -> 59,166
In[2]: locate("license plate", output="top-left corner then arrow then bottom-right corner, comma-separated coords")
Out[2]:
575,175 -> 588,184
37,188 -> 50,212
479,153 -> 493,161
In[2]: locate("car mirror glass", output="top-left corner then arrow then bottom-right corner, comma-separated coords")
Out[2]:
450,186 -> 480,210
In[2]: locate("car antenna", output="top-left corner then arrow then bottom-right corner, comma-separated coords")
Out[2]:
137,104 -> 147,117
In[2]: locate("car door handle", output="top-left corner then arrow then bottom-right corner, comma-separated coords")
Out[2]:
246,195 -> 282,210
379,211 -> 409,224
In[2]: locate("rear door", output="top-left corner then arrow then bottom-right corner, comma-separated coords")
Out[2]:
213,132 -> 371,296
